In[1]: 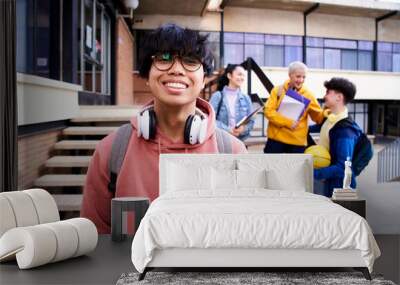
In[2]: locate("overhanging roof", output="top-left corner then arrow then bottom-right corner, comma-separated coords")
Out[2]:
132,0 -> 209,16
224,0 -> 400,19
129,0 -> 400,19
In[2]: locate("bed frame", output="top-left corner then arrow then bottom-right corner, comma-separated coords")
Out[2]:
138,154 -> 372,281
139,249 -> 371,280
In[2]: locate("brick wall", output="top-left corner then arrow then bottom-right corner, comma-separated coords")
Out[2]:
116,17 -> 134,105
133,73 -> 152,106
18,131 -> 60,190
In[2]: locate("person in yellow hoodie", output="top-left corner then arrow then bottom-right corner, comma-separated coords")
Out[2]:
263,61 -> 325,153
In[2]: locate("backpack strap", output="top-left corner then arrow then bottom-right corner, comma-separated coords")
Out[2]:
108,123 -> 133,195
332,117 -> 353,130
215,128 -> 233,154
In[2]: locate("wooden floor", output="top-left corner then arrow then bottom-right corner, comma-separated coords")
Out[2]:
373,234 -> 400,284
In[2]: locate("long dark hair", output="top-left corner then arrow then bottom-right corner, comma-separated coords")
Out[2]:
216,64 -> 243,91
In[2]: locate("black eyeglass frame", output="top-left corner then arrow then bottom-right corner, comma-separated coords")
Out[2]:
151,54 -> 203,72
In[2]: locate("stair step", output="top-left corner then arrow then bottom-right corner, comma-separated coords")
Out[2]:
45,156 -> 92,168
70,117 -> 132,123
244,137 -> 267,146
52,194 -> 83,211
63,126 -> 118,135
34,174 -> 86,187
54,140 -> 99,150
72,106 -> 139,122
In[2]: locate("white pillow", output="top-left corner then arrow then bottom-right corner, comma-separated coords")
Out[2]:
167,163 -> 212,191
266,166 -> 307,191
236,169 -> 267,189
212,168 -> 236,191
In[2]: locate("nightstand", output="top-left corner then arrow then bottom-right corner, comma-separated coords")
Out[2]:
332,199 -> 366,218
111,197 -> 150,242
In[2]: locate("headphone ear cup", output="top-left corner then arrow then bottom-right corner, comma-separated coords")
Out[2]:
184,115 -> 195,144
198,117 -> 208,144
139,110 -> 150,140
188,115 -> 203,145
136,114 -> 142,138
148,109 -> 156,140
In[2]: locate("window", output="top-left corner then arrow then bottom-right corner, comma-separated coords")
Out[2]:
306,47 -> 323,68
357,40 -> 373,71
264,46 -> 283,67
245,44 -> 264,66
134,30 -> 399,73
393,53 -> 400,72
324,49 -> 341,69
377,42 -> 393,72
392,43 -> 400,72
387,105 -> 400,136
347,102 -> 369,133
341,50 -> 357,70
264,34 -> 284,67
358,51 -> 373,71
244,33 -> 264,66
225,43 -> 244,64
79,0 -> 111,94
284,35 -> 302,66
16,0 -> 111,92
16,0 -> 60,80
224,32 -> 244,64
305,37 -> 376,71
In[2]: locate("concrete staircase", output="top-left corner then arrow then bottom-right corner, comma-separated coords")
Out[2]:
33,105 -> 140,212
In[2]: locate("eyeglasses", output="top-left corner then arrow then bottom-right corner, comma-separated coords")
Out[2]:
151,53 -> 203,72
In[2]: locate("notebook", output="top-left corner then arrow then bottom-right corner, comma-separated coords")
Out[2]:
277,89 -> 311,121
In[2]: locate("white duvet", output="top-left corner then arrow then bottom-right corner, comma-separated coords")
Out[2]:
131,190 -> 380,273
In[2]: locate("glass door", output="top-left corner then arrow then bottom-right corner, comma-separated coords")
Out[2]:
376,104 -> 385,135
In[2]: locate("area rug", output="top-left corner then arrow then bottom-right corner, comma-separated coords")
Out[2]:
116,271 -> 396,285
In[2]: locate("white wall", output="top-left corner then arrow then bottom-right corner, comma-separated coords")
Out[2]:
357,145 -> 400,234
132,13 -> 221,31
224,7 -> 303,35
308,13 -> 375,40
17,73 -> 81,126
244,67 -> 400,100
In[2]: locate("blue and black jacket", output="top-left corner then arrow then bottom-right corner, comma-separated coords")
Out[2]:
310,117 -> 362,197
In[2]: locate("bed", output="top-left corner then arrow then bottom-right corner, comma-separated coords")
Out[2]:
131,154 -> 380,280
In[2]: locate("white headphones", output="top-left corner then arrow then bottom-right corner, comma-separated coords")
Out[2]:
136,106 -> 208,145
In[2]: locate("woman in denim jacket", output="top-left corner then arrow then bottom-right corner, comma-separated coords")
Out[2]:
209,64 -> 255,141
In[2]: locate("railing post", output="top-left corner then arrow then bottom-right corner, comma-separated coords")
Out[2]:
246,57 -> 252,96
378,138 -> 400,183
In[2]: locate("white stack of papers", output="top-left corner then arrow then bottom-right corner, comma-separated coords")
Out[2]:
277,89 -> 310,121
332,188 -> 359,200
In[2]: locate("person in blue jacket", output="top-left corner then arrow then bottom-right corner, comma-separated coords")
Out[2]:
209,64 -> 254,141
312,77 -> 362,197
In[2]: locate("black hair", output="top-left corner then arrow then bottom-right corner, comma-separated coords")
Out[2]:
138,24 -> 214,78
216,64 -> 244,91
324,77 -> 356,104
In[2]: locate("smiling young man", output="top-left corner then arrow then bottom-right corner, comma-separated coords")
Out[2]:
313,77 -> 362,197
263,61 -> 325,153
80,24 -> 247,233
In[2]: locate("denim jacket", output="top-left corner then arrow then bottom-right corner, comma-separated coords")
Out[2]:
209,87 -> 255,141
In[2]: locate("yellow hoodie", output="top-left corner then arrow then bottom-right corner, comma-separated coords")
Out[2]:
264,80 -> 324,146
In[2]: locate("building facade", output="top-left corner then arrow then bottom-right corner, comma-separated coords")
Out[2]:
132,0 -> 400,136
15,0 -> 135,188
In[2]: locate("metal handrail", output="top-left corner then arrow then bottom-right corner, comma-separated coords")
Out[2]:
377,138 -> 400,183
